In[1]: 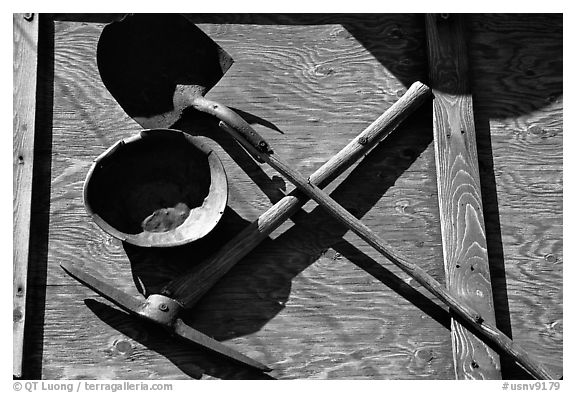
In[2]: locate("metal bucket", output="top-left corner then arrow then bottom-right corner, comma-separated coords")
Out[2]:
84,128 -> 228,247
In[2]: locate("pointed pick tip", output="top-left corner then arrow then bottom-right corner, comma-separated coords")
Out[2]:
237,356 -> 272,373
59,262 -> 83,283
59,261 -> 73,272
59,261 -> 81,276
245,358 -> 272,372
234,356 -> 271,372
173,319 -> 272,372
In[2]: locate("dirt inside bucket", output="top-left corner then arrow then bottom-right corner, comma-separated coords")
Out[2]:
87,135 -> 211,235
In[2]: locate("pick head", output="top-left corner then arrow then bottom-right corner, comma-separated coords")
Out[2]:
60,263 -> 271,372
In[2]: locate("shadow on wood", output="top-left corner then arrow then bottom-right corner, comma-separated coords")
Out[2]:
121,103 -> 442,355
21,15 -> 55,379
84,299 -> 275,380
123,207 -> 253,298
174,113 -> 287,205
468,13 -> 562,379
179,13 -> 562,119
468,14 -> 562,119
474,105 -> 529,380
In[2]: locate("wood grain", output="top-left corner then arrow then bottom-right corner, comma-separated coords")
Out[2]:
260,130 -> 553,378
467,14 -> 562,379
23,14 -> 562,380
13,13 -> 39,378
163,82 -> 431,307
425,14 -> 501,379
34,16 -> 451,379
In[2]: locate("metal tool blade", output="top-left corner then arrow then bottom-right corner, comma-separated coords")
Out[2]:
173,319 -> 271,372
60,262 -> 271,372
96,13 -> 234,130
61,262 -> 146,316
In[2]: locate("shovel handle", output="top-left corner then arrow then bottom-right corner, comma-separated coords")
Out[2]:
192,96 -> 272,162
216,101 -> 557,380
161,81 -> 431,305
221,123 -> 557,380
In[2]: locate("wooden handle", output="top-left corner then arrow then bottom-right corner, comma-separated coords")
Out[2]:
193,96 -> 271,162
161,81 -> 431,306
217,95 -> 556,380
235,136 -> 556,380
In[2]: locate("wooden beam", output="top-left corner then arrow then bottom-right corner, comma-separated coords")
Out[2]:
13,12 -> 39,378
425,13 -> 501,379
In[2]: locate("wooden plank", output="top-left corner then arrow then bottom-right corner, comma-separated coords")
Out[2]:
425,14 -> 501,379
13,12 -> 39,378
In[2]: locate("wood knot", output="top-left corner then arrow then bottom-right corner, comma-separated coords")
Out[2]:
545,320 -> 561,335
104,236 -> 122,250
528,125 -> 544,135
395,200 -> 412,215
415,348 -> 434,362
113,339 -> 134,356
13,307 -> 23,322
398,58 -> 412,66
473,313 -> 484,324
545,254 -> 558,263
314,65 -> 335,76
388,26 -> 404,39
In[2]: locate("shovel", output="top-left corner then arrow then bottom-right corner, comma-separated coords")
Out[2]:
96,14 -> 555,379
97,13 -> 270,161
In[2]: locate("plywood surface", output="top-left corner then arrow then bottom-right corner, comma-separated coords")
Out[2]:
20,14 -> 561,380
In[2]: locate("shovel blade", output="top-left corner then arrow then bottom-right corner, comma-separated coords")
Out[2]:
97,13 -> 234,129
